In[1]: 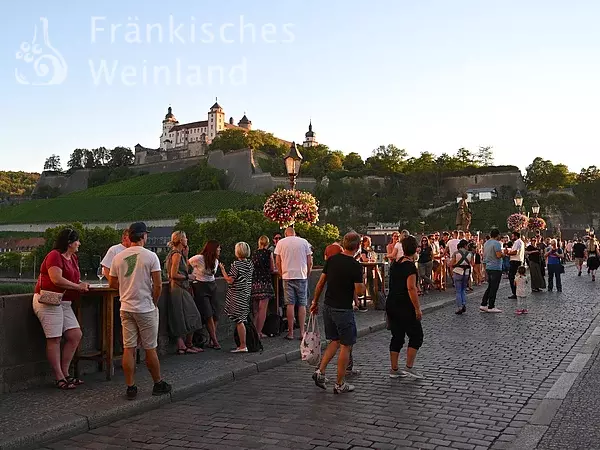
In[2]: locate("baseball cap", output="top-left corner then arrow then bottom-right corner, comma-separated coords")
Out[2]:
128,222 -> 150,235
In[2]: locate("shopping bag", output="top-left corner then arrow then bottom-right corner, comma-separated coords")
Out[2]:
301,314 -> 321,366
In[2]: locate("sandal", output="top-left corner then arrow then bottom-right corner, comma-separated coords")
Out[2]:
185,346 -> 204,353
176,348 -> 189,355
206,343 -> 222,350
66,376 -> 84,386
55,379 -> 76,390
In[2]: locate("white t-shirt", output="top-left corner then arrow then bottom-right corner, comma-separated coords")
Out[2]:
510,239 -> 525,262
274,236 -> 313,280
188,254 -> 219,282
447,239 -> 460,257
101,243 -> 126,269
110,246 -> 161,313
393,242 -> 404,260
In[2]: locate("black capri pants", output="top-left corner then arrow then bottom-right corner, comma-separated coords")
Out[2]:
387,309 -> 424,353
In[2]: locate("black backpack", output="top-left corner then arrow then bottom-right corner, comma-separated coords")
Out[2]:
234,318 -> 263,353
262,313 -> 282,337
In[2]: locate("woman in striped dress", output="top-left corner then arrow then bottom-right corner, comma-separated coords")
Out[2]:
220,242 -> 254,353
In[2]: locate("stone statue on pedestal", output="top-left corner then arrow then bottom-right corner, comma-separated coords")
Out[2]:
456,193 -> 472,231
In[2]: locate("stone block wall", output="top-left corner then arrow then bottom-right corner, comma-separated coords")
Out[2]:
0,271 -> 323,393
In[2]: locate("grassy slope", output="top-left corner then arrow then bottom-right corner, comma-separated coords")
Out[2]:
0,173 -> 262,224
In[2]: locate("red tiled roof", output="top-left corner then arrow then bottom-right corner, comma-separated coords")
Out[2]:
170,121 -> 209,133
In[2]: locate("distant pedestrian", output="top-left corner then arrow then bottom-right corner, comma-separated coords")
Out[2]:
506,232 -> 525,300
515,266 -> 530,315
572,238 -> 587,277
480,228 -> 504,313
324,237 -> 343,260
386,235 -> 424,379
526,236 -> 546,292
275,227 -> 313,340
109,222 -> 171,399
451,239 -> 472,315
587,235 -> 599,282
545,239 -> 564,292
251,236 -> 275,338
220,242 -> 254,353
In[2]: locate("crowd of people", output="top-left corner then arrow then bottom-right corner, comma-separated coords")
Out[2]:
30,220 -> 599,396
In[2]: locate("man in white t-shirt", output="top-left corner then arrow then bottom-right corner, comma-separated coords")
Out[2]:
109,222 -> 171,400
275,227 -> 313,340
101,229 -> 131,279
444,231 -> 461,284
506,231 -> 525,299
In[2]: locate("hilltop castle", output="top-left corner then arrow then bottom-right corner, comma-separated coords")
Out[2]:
134,99 -> 318,165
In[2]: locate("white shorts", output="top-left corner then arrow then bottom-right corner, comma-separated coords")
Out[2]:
120,309 -> 159,350
32,294 -> 80,339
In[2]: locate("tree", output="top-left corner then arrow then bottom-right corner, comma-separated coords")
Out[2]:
455,148 -> 476,168
172,161 -> 228,192
209,129 -> 248,152
365,144 -> 407,174
476,146 -> 494,166
343,152 -> 364,171
83,149 -> 96,168
67,148 -> 86,169
108,146 -> 134,167
43,155 -> 62,172
577,166 -> 600,184
93,147 -> 110,166
525,157 -> 575,191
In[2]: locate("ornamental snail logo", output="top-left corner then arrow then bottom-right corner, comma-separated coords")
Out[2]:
15,17 -> 68,86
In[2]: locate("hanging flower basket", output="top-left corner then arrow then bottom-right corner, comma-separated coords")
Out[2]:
263,189 -> 319,228
527,217 -> 547,230
507,213 -> 529,231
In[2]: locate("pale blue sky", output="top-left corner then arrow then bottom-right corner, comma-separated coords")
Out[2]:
1,0 -> 599,173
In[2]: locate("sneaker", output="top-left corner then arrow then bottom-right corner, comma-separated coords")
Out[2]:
462,305 -> 466,313
578,271 -> 582,277
403,366 -> 424,379
230,347 -> 248,353
522,309 -> 529,314
126,385 -> 138,400
515,309 -> 523,315
455,308 -> 463,315
358,307 -> 368,312
333,382 -> 355,394
312,370 -> 327,390
488,308 -> 503,313
152,380 -> 172,396
508,295 -> 517,300
346,368 -> 362,378
479,306 -> 489,312
389,368 -> 408,379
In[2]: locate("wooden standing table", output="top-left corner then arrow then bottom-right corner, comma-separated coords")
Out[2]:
74,285 -> 120,380
360,262 -> 386,308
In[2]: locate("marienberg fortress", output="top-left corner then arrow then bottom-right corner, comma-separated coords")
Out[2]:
34,100 -> 525,198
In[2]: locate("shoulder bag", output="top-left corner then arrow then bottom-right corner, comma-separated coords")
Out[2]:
38,252 -> 66,306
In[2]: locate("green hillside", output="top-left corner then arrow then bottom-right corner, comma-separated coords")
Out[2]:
67,172 -> 180,197
0,191 -> 262,224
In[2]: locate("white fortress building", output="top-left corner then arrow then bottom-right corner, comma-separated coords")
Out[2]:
134,99 -> 318,165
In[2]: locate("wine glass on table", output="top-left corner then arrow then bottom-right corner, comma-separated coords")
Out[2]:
97,266 -> 104,285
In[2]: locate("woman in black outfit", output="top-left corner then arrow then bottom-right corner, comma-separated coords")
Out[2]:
417,236 -> 435,294
386,235 -> 424,379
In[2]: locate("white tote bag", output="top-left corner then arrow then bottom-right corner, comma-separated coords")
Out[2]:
301,314 -> 321,366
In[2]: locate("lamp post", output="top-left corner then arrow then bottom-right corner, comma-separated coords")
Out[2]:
284,141 -> 303,190
532,200 -> 540,217
514,190 -> 524,213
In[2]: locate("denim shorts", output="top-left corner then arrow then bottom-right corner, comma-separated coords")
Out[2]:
283,279 -> 308,306
323,304 -> 357,346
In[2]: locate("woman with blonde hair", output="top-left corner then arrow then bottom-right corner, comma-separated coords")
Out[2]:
166,231 -> 203,354
220,242 -> 254,353
251,235 -> 275,337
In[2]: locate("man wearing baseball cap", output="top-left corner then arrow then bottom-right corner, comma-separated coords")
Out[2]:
109,222 -> 172,399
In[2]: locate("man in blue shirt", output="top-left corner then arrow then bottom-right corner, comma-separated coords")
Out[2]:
480,228 -> 504,313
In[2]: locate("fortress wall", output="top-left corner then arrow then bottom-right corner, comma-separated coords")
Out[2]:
442,171 -> 525,194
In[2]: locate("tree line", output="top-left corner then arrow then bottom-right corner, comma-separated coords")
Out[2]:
43,146 -> 135,172
0,171 -> 39,197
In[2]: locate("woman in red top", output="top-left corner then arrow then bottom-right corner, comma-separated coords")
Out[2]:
33,228 -> 89,390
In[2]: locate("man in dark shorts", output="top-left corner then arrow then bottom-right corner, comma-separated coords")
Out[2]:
310,232 -> 365,394
572,238 -> 587,276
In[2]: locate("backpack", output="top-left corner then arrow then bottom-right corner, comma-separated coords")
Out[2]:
262,313 -> 282,337
234,318 -> 263,353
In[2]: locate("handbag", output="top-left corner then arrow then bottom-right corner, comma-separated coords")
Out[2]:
38,289 -> 64,306
301,314 -> 321,366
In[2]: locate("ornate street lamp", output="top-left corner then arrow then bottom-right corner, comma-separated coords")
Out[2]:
284,141 -> 303,190
532,200 -> 540,217
513,190 -> 524,213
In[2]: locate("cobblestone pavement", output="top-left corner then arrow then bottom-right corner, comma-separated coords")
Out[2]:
536,344 -> 600,449
41,268 -> 600,450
